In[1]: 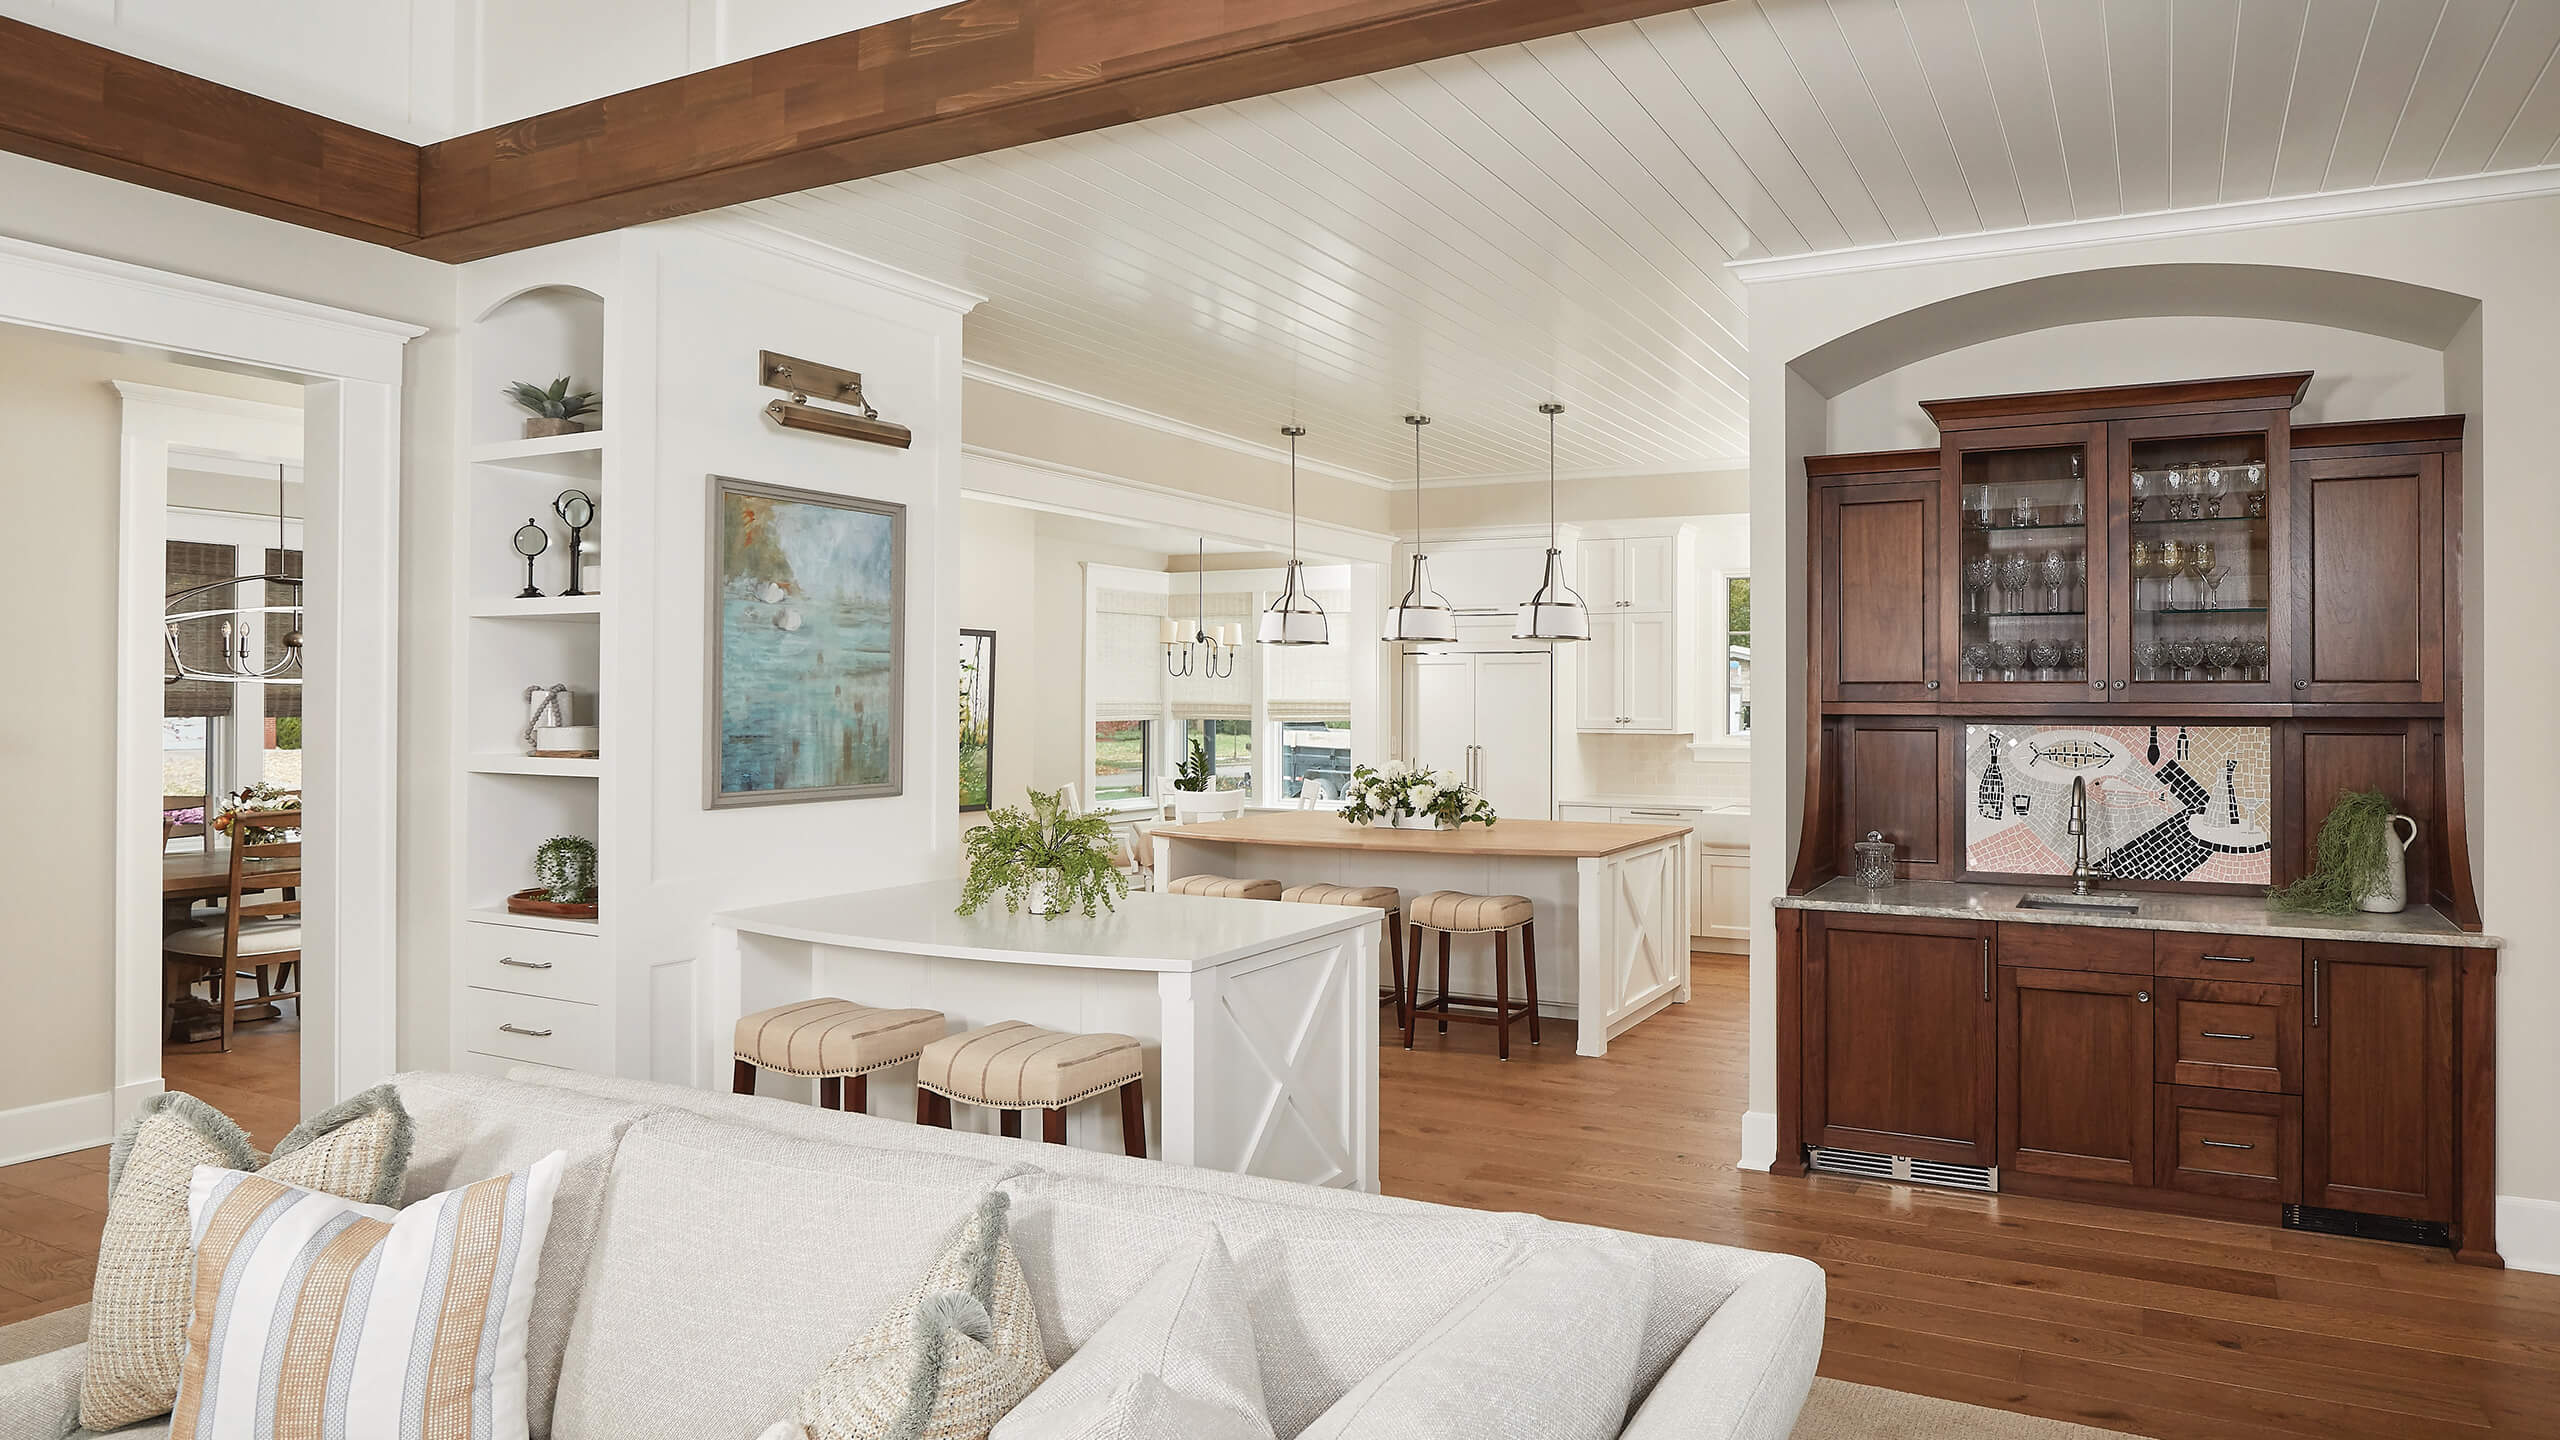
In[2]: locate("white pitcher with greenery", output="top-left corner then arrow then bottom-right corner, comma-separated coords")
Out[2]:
958,788 -> 1130,919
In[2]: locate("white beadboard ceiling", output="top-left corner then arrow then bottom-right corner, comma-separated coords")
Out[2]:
738,0 -> 2560,484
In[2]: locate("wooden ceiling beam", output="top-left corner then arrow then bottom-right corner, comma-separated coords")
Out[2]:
0,18 -> 421,248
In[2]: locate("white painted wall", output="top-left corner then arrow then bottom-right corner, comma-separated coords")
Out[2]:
957,500 -> 1037,821
1737,185 -> 2560,1265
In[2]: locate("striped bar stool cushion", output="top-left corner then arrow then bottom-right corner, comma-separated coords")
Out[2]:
1280,883 -> 1400,911
733,998 -> 945,1078
1167,874 -> 1284,901
917,1021 -> 1142,1109
1408,891 -> 1536,932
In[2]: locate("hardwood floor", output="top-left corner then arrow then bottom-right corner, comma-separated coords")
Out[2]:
1382,951 -> 2560,1439
0,1006 -> 297,1329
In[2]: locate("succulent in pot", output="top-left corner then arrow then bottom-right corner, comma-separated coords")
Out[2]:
505,376 -> 599,438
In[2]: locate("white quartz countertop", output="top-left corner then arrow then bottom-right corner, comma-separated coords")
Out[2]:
1778,877 -> 2500,949
713,878 -> 1380,972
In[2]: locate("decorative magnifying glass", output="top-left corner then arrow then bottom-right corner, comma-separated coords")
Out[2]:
552,490 -> 595,596
512,518 -> 550,599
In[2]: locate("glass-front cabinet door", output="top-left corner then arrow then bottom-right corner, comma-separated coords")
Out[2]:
1942,422 -> 2108,701
2108,411 -> 2290,703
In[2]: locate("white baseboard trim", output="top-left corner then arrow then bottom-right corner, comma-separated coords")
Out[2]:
0,1091 -> 114,1168
2497,1195 -> 2560,1274
1738,1109 -> 1777,1172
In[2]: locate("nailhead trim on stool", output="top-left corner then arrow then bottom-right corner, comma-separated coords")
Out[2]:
1282,884 -> 1407,1034
1406,893 -> 1541,1061
914,1021 -> 1149,1156
1407,890 -> 1535,931
731,998 -> 945,1115
1167,874 -> 1284,900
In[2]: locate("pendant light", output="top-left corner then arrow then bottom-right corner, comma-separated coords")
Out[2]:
1258,424 -> 1329,645
164,462 -> 305,686
1381,413 -> 1457,644
1513,401 -> 1590,642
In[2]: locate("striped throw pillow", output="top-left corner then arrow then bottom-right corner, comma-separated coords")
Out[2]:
167,1151 -> 566,1440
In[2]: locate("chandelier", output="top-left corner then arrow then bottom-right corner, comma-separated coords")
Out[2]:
165,463 -> 303,686
1165,538 -> 1239,679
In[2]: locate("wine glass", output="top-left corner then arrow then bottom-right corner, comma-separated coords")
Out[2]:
2183,540 -> 2216,610
2040,549 -> 2069,612
2203,565 -> 2229,610
2204,466 -> 2229,518
1964,554 -> 1995,615
2155,539 -> 2188,609
2130,469 -> 2153,521
2128,540 -> 2154,610
2010,494 -> 2039,528
2243,462 -> 2268,518
2205,636 -> 2243,681
2169,638 -> 2204,680
2028,638 -> 2063,681
2243,636 -> 2271,680
1991,640 -> 2024,683
1998,552 -> 2033,614
2063,638 -> 2087,679
2130,638 -> 2161,681
1960,641 -> 1993,682
2073,551 -> 2088,609
2163,465 -> 2189,520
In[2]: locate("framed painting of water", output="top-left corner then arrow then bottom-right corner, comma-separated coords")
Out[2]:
704,475 -> 906,807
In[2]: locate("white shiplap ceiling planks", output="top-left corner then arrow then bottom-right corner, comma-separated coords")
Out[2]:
736,0 -> 2560,483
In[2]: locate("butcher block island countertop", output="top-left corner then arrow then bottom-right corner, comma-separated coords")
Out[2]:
1153,811 -> 1690,858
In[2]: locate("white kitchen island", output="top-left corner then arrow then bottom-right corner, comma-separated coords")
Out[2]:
703,879 -> 1383,1191
1153,812 -> 1693,1057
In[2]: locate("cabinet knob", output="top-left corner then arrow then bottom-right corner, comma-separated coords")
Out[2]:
2295,679 -> 2309,690
1925,680 -> 1939,690
2090,680 -> 2105,690
2137,990 -> 2150,1003
2113,680 -> 2126,690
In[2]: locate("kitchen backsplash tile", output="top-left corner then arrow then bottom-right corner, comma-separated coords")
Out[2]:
1964,722 -> 2272,884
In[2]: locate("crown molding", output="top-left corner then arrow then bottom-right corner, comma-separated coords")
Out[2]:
678,218 -> 987,314
1728,165 -> 2560,285
961,362 -> 1397,491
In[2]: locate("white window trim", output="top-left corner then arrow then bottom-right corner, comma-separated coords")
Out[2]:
1690,566 -> 1751,753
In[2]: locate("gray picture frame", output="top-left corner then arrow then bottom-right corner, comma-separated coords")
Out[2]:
703,474 -> 907,809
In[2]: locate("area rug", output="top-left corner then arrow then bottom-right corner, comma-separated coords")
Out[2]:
0,1302 -> 87,1366
1793,1378 -> 2145,1438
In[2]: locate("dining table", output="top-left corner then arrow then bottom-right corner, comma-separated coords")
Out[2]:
162,848 -> 298,1040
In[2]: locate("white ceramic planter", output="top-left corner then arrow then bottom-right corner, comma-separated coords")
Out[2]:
2356,814 -> 2420,913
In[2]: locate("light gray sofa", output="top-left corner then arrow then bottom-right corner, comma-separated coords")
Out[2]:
0,1068 -> 1823,1440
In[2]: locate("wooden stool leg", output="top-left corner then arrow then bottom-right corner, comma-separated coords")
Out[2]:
1494,929 -> 1512,1061
1042,1108 -> 1067,1145
218,965 -> 235,1053
918,1089 -> 951,1128
847,1074 -> 868,1115
1000,1109 -> 1022,1139
733,1058 -> 757,1095
1437,931 -> 1452,1035
1522,920 -> 1541,1046
1119,1081 -> 1147,1158
1404,924 -> 1425,1048
1385,911 -> 1408,1036
817,1076 -> 841,1111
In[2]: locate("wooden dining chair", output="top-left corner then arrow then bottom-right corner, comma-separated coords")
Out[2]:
162,809 -> 302,1052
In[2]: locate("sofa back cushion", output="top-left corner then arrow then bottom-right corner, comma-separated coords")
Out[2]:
389,1072 -> 658,1440
549,1113 -> 1023,1440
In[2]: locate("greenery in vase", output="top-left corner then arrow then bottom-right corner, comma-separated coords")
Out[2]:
503,376 -> 598,422
1333,758 -> 1489,826
1172,736 -> 1212,793
2267,788 -> 2395,914
212,783 -> 302,845
958,787 -> 1130,919
533,834 -> 598,904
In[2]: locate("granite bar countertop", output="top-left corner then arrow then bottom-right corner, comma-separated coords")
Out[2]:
1777,876 -> 2501,950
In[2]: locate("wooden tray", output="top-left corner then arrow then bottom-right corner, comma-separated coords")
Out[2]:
530,749 -> 600,759
506,887 -> 597,920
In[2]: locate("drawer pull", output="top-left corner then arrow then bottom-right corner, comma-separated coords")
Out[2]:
2200,1031 -> 2255,1041
2199,1139 -> 2255,1151
2200,954 -> 2255,965
498,1023 -> 553,1038
498,957 -> 554,970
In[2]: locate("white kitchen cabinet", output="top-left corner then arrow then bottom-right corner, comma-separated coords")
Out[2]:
1621,613 -> 1679,731
1405,651 -> 1551,819
1557,803 -> 1614,823
1698,846 -> 1751,948
1574,529 -> 1694,735
1622,535 -> 1677,611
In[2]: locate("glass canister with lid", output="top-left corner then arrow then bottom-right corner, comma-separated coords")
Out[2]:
1852,831 -> 1897,888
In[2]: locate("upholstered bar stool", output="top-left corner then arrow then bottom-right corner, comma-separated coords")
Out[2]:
1166,874 -> 1283,900
1281,883 -> 1406,1035
1405,891 -> 1540,1060
916,1020 -> 1148,1157
732,998 -> 945,1115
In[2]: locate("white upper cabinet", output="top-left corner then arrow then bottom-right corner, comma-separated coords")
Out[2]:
1574,527 -> 1697,735
1577,538 -> 1623,613
1621,535 -> 1677,612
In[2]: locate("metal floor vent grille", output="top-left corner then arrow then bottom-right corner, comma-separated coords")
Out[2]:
1805,1146 -> 1999,1193
2283,1205 -> 2451,1249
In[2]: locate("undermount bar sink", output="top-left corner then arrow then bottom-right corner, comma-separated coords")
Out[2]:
2016,893 -> 2142,916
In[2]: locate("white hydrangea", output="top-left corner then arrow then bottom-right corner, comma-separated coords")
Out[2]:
1412,783 -> 1439,810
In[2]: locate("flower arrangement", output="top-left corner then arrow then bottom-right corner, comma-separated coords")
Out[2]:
1335,759 -> 1495,830
959,787 -> 1131,919
211,784 -> 302,845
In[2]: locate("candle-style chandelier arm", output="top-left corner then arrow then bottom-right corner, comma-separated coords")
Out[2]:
162,462 -> 306,684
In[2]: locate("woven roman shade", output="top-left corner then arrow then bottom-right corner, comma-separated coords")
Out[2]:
1168,589 -> 1251,720
163,541 -> 235,719
1265,587 -> 1350,721
1092,585 -> 1166,724
263,547 -> 302,719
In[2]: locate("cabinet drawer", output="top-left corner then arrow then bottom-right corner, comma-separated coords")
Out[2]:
459,921 -> 606,1003
459,987 -> 606,1072
2156,979 -> 2300,1093
2155,932 -> 2302,985
1996,923 -> 2151,976
2156,1086 -> 2299,1205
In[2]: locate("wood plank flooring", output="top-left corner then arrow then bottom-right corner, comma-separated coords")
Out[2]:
1381,952 -> 2560,1438
0,1010 -> 297,1329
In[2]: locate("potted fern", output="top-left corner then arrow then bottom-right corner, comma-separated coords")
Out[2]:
958,788 -> 1130,919
505,376 -> 599,438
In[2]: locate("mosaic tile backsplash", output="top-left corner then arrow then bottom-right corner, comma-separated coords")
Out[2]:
1964,723 -> 2272,884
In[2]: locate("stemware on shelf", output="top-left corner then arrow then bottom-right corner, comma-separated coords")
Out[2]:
2128,540 -> 2154,610
2168,638 -> 2204,680
1998,552 -> 2032,614
2204,466 -> 2229,518
2155,539 -> 2188,609
2073,552 -> 2088,609
2203,565 -> 2230,610
2064,638 -> 2087,679
1969,487 -> 1994,531
2130,469 -> 2152,521
2010,494 -> 2039,528
1960,641 -> 1993,682
2182,540 -> 2216,609
1964,554 -> 1994,615
2205,636 -> 2243,681
1991,640 -> 2024,683
2243,636 -> 2271,680
2027,638 -> 2063,682
2162,465 -> 2188,521
2040,549 -> 2069,612
2243,462 -> 2268,518
2130,639 -> 2161,681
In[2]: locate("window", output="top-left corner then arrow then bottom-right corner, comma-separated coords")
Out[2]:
1275,720 -> 1353,802
265,715 -> 303,788
1093,719 -> 1152,804
1723,574 -> 1751,738
1180,718 -> 1254,793
162,716 -> 217,853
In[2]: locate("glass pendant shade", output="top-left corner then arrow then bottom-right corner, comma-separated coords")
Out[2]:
1513,400 -> 1590,642
1260,425 -> 1329,645
1382,412 -> 1457,643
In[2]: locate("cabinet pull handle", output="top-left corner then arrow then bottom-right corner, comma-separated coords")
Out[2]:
499,1023 -> 553,1038
2310,959 -> 2321,1027
2200,1139 -> 2255,1150
1980,939 -> 1990,1002
2201,1031 -> 2253,1041
1925,679 -> 1940,690
1627,809 -> 1685,818
2201,954 -> 2254,964
499,957 -> 553,970
2137,991 -> 2150,1003
2113,680 -> 2126,690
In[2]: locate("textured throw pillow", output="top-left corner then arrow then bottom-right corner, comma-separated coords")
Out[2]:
993,1235 -> 1271,1440
169,1151 -> 566,1439
80,1086 -> 412,1430
1296,1242 -> 1654,1440
778,1191 -> 1053,1440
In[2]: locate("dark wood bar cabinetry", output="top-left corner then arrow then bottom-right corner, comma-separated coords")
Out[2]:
1779,374 -> 2499,1265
